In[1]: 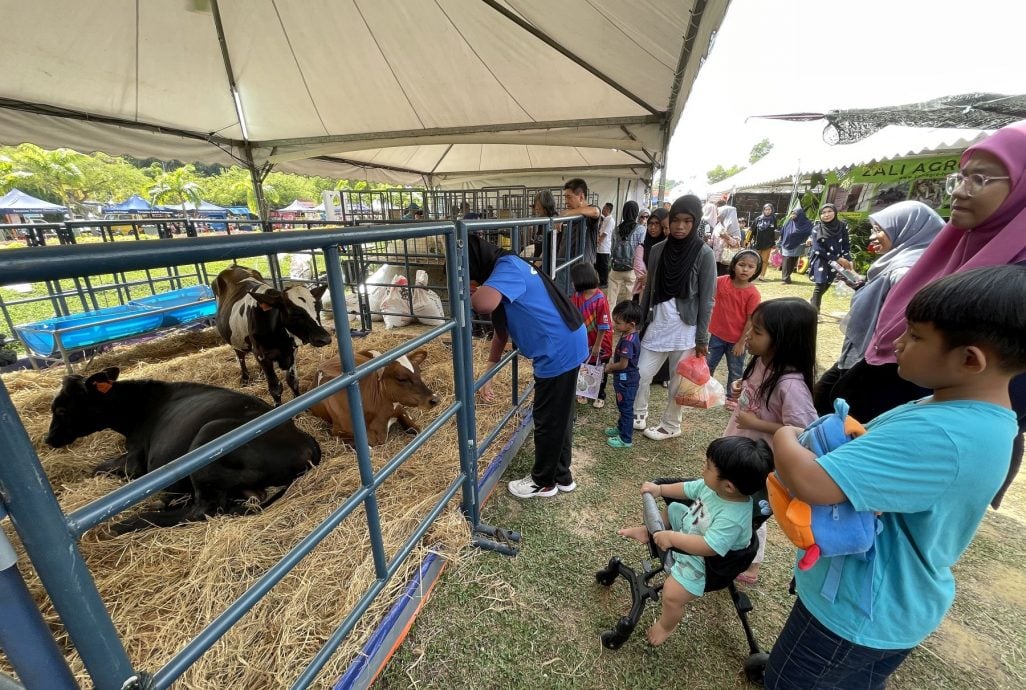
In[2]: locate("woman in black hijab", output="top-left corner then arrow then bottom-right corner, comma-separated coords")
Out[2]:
633,196 -> 717,441
806,203 -> 853,311
751,203 -> 778,280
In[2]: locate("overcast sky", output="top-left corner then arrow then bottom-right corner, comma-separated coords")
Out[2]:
666,0 -> 1024,192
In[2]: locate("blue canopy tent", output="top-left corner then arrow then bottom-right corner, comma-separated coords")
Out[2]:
101,194 -> 159,215
0,188 -> 68,215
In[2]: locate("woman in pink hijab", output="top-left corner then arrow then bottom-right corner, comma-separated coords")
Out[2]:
827,120 -> 1026,507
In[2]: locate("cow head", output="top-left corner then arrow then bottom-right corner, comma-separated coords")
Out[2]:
378,349 -> 440,410
45,367 -> 120,448
249,285 -> 332,347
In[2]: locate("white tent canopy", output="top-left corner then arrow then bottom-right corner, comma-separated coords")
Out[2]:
709,126 -> 993,193
0,0 -> 728,195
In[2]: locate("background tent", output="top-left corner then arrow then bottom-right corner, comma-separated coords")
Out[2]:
0,188 -> 68,214
0,0 -> 728,207
102,194 -> 158,214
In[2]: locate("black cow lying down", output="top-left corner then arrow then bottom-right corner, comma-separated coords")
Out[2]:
45,367 -> 321,533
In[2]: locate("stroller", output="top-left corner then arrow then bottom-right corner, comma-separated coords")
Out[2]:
595,478 -> 771,684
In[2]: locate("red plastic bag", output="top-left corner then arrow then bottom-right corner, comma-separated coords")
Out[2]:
676,354 -> 710,385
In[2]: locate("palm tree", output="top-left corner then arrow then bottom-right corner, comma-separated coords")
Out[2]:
230,176 -> 278,215
9,144 -> 86,209
148,164 -> 203,212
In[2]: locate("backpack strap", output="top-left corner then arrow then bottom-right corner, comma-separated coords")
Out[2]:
819,518 -> 882,620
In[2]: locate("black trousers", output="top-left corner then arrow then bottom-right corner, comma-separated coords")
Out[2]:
781,255 -> 800,281
532,366 -> 578,487
810,280 -> 832,311
595,253 -> 610,287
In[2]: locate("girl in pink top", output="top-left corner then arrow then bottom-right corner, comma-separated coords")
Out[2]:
724,297 -> 820,584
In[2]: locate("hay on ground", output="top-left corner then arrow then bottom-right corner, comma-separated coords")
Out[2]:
1,322 -> 531,688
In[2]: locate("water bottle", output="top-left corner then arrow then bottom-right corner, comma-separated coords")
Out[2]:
829,260 -> 864,289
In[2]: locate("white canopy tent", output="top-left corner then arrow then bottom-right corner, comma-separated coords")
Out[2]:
0,0 -> 730,209
709,126 -> 993,194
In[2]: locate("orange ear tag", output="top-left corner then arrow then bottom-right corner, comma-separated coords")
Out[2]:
258,302 -> 273,312
94,381 -> 113,393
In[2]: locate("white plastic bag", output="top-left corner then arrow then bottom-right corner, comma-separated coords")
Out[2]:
411,270 -> 446,325
288,252 -> 315,281
381,275 -> 415,329
674,377 -> 726,409
366,264 -> 402,322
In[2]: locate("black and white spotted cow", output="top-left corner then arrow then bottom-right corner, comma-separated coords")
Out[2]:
213,265 -> 331,405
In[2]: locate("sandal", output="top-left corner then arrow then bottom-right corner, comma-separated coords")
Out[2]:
604,427 -> 620,437
592,398 -> 606,409
607,437 -> 633,449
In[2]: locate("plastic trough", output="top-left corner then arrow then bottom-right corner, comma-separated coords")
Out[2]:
14,285 -> 216,357
334,408 -> 535,689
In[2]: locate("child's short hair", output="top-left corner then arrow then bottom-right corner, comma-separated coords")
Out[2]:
906,265 -> 1026,372
612,300 -> 642,325
707,436 -> 774,496
729,249 -> 763,280
571,262 -> 600,291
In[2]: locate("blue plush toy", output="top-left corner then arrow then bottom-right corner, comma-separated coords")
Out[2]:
766,398 -> 881,617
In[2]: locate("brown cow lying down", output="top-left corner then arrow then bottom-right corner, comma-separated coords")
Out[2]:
309,350 -> 439,446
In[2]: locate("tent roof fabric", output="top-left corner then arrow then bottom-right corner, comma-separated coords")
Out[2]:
103,194 -> 155,213
0,0 -> 729,188
709,126 -> 993,193
0,188 -> 67,212
755,93 -> 1026,145
276,200 -> 318,213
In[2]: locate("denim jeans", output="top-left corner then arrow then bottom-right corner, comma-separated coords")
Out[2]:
706,334 -> 745,396
614,379 -> 638,443
765,598 -> 912,689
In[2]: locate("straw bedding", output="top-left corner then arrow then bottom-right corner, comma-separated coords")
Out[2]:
0,322 -> 531,688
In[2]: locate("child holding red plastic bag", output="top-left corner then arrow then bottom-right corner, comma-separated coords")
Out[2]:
707,249 -> 762,404
725,297 -> 819,584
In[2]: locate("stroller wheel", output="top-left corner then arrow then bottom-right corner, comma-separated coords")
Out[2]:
595,557 -> 621,587
600,629 -> 626,650
743,652 -> 769,684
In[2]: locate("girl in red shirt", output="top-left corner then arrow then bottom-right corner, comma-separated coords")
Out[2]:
707,249 -> 762,403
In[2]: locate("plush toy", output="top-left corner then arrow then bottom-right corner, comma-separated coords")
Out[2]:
766,398 -> 881,617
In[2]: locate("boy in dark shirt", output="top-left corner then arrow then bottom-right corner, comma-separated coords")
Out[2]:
605,301 -> 643,448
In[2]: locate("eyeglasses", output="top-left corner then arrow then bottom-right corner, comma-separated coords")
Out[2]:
945,172 -> 1011,196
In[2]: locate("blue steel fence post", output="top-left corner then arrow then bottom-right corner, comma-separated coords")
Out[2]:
450,222 -> 480,527
0,508 -> 78,690
0,383 -> 135,690
322,245 -> 388,579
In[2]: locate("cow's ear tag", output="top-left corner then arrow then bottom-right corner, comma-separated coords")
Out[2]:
258,302 -> 273,312
94,381 -> 113,394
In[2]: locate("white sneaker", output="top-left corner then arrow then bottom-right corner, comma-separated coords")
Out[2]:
556,480 -> 577,493
643,426 -> 682,441
508,474 -> 558,498
633,414 -> 648,431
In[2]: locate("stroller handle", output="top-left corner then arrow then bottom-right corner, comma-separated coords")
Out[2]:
642,492 -> 666,534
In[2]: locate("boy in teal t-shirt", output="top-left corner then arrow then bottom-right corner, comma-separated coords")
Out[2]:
767,266 -> 1026,688
618,436 -> 774,646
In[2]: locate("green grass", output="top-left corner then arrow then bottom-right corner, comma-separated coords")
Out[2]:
378,274 -> 1026,689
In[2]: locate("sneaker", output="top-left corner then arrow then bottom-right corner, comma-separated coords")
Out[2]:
633,414 -> 648,431
556,480 -> 577,493
643,426 -> 681,441
604,426 -> 620,437
508,474 -> 557,498
592,398 -> 606,409
607,437 -> 633,449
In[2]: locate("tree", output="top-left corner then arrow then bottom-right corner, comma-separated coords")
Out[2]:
706,164 -> 746,185
148,164 -> 203,210
749,138 -> 774,164
8,144 -> 87,208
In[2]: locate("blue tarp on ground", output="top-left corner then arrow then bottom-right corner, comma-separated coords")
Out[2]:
0,188 -> 68,213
